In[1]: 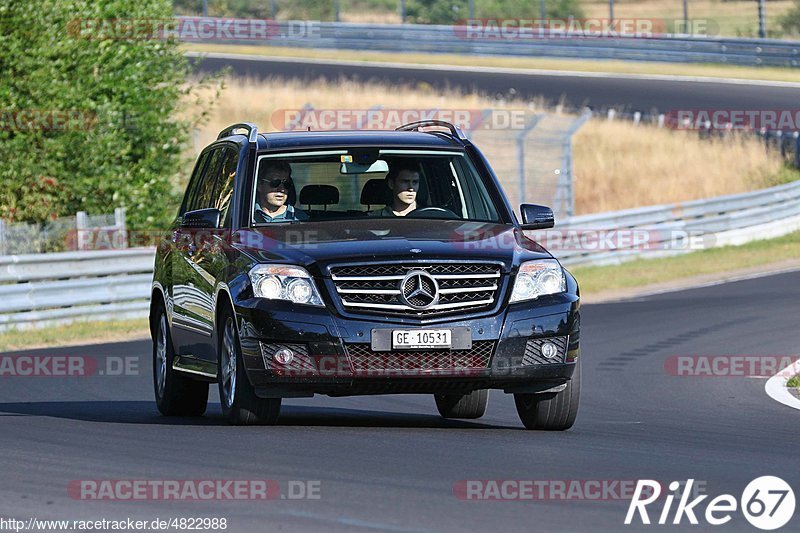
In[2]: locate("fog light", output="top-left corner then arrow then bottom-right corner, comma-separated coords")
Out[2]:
541,342 -> 558,360
274,348 -> 294,365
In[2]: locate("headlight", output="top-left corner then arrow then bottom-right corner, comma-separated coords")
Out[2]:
510,259 -> 566,303
248,264 -> 324,306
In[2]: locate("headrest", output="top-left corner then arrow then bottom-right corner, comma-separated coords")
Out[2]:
299,184 -> 339,206
360,179 -> 389,206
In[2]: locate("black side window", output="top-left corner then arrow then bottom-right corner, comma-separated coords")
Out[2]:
180,151 -> 210,216
212,148 -> 238,228
187,148 -> 224,213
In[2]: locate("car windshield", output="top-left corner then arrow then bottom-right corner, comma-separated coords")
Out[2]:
251,149 -> 501,224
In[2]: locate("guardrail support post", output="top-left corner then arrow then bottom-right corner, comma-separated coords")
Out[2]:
76,211 -> 88,252
115,208 -> 128,249
795,133 -> 800,169
516,114 -> 544,206
559,112 -> 592,218
0,219 -> 5,257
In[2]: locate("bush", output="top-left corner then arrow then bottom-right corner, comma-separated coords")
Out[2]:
407,0 -> 469,25
405,0 -> 585,24
174,0 -> 336,20
780,0 -> 800,35
476,0 -> 584,19
0,0 -> 209,230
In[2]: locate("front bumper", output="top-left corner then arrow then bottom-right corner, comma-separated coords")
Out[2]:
235,293 -> 580,398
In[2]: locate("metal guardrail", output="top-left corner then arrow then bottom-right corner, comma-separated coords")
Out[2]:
549,180 -> 800,267
1,180 -> 799,329
199,19 -> 800,67
0,249 -> 155,331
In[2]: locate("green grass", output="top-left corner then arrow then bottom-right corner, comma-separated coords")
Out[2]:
570,230 -> 800,295
182,43 -> 800,84
0,319 -> 150,353
787,375 -> 800,388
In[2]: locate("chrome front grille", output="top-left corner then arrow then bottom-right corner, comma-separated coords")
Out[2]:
329,262 -> 502,317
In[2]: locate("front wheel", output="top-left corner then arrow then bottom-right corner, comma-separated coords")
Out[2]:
218,312 -> 281,426
152,304 -> 208,416
514,360 -> 580,431
435,390 -> 488,419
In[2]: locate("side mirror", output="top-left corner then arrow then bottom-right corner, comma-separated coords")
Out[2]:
181,208 -> 221,229
519,204 -> 555,230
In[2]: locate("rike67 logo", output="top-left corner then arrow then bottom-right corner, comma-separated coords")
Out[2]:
625,477 -> 795,530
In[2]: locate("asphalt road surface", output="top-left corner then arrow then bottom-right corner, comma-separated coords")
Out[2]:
194,54 -> 800,114
1,270 -> 797,531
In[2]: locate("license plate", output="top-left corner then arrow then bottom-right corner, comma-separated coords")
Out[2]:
392,329 -> 452,349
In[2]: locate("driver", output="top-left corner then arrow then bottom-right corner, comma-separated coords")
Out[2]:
254,161 -> 308,223
370,162 -> 420,217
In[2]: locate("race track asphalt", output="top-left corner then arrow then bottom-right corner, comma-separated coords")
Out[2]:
1,270 -> 797,531
194,54 -> 800,113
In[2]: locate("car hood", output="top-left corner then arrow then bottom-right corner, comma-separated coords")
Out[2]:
234,219 -> 552,274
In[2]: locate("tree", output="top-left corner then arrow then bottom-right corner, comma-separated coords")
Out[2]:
780,0 -> 800,35
0,0 -> 212,230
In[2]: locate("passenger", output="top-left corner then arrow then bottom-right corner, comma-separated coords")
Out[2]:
370,162 -> 421,217
254,161 -> 308,222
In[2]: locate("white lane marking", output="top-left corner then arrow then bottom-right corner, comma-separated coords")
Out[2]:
186,51 -> 800,88
765,358 -> 800,410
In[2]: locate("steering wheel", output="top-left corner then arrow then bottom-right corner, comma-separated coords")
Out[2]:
407,207 -> 460,219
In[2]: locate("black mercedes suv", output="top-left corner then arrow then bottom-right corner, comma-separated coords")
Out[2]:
150,120 -> 581,429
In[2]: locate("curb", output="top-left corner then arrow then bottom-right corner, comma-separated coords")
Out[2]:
765,358 -> 800,411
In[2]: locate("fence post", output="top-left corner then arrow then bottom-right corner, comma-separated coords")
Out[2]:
76,211 -> 88,251
0,219 -> 5,256
115,207 -> 128,249
559,112 -> 592,218
795,132 -> 800,169
516,114 -> 544,207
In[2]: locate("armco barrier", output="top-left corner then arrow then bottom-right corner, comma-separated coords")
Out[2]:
551,180 -> 800,266
187,19 -> 800,68
1,180 -> 799,330
0,248 -> 155,331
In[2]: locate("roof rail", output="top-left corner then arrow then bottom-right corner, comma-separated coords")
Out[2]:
217,122 -> 259,144
396,120 -> 468,141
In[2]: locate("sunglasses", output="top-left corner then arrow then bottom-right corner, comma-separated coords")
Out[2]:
264,178 -> 292,188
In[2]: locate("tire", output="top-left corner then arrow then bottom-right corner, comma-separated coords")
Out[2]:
218,310 -> 281,426
514,359 -> 580,431
435,390 -> 489,419
152,302 -> 208,416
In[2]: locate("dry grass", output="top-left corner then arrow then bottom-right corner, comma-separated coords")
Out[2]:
572,119 -> 784,213
186,76 -> 506,151
185,76 -> 792,214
